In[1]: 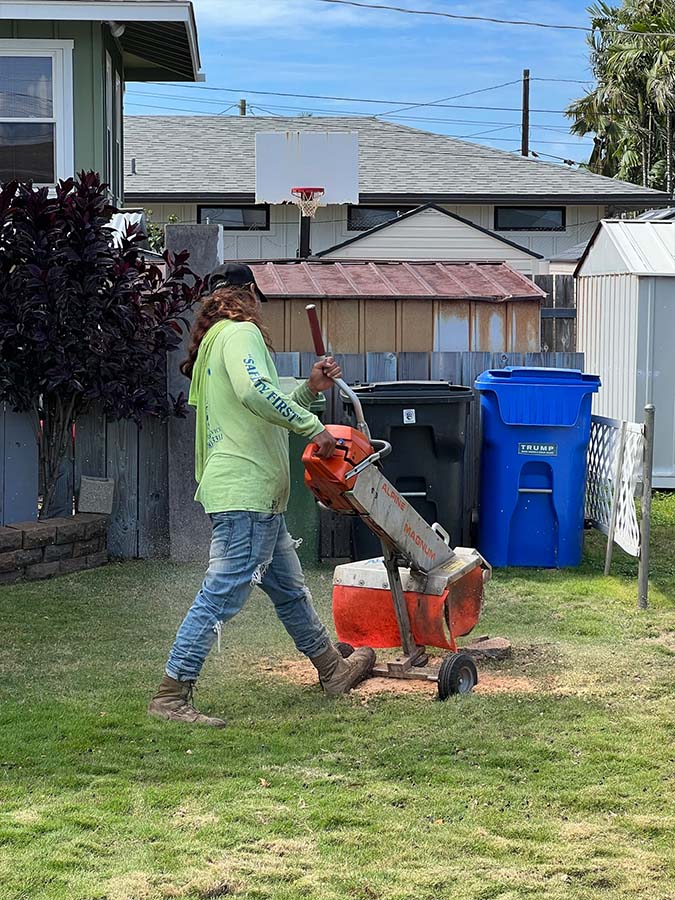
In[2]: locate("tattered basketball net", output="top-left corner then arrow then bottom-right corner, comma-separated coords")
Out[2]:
291,186 -> 325,218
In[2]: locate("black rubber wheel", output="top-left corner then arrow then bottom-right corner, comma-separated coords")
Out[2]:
335,641 -> 355,659
437,653 -> 478,700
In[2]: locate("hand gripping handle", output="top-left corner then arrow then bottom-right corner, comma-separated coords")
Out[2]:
305,303 -> 327,357
305,304 -> 371,441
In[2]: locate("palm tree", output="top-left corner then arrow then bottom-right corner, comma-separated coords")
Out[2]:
567,0 -> 675,192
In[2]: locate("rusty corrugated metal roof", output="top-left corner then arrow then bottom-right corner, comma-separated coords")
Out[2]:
249,260 -> 545,302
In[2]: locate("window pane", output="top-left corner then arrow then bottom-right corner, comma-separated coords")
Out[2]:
0,122 -> 54,182
495,207 -> 565,231
348,206 -> 410,231
0,56 -> 53,118
198,206 -> 268,230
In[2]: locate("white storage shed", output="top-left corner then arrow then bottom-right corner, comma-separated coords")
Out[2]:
576,219 -> 675,487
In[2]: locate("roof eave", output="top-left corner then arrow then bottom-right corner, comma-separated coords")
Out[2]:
1,1 -> 202,81
123,190 -> 666,206
258,293 -> 542,302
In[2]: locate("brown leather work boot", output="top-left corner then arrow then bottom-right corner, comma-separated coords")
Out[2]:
311,644 -> 376,696
148,675 -> 226,728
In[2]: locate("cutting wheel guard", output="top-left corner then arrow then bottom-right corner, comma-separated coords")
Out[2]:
333,564 -> 484,651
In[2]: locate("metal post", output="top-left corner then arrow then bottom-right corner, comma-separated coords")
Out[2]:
521,69 -> 530,157
638,404 -> 655,609
298,215 -> 311,258
604,421 -> 627,576
381,542 -> 418,658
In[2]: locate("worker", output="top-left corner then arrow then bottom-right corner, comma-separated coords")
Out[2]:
149,263 -> 375,727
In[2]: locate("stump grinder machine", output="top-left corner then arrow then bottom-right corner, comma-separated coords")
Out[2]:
302,306 -> 491,699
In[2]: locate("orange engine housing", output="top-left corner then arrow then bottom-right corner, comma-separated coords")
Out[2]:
333,565 -> 484,651
302,425 -> 373,512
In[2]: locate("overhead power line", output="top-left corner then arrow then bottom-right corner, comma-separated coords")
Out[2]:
311,0 -> 675,37
126,90 -> 574,129
124,105 -> 592,148
146,81 -> 568,112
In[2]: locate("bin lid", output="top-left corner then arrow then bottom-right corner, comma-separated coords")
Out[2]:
347,381 -> 474,404
279,376 -> 327,412
475,367 -> 601,389
474,367 -> 600,427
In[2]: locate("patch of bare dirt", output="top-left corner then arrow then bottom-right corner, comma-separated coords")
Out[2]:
266,659 -> 539,697
642,631 -> 675,652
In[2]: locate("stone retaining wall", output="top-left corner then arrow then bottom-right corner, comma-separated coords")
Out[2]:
0,514 -> 108,584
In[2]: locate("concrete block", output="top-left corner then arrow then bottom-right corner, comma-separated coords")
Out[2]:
43,543 -> 75,562
77,514 -> 108,540
0,527 -> 22,553
0,550 -> 19,574
0,570 -> 23,586
73,538 -> 100,558
78,477 -> 115,515
10,521 -> 57,549
15,548 -> 43,567
25,560 -> 60,580
54,518 -> 89,545
86,550 -> 109,570
59,557 -> 90,576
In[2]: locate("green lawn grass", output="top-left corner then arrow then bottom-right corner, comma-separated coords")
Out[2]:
1,496 -> 675,900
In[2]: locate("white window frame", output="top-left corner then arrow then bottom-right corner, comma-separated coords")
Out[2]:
0,39 -> 74,186
105,50 -> 113,185
114,69 -> 122,199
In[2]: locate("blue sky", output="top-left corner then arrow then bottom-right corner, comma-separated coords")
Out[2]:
125,0 -> 598,165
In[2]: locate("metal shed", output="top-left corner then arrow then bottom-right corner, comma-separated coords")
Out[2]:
576,219 -> 675,487
249,259 -> 545,354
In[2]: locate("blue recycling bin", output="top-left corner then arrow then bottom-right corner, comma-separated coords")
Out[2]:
475,367 -> 600,568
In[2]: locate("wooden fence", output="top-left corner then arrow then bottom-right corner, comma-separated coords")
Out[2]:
1,350 -> 583,560
534,274 -> 576,352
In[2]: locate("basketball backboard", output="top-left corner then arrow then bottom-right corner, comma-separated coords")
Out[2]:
255,131 -> 359,206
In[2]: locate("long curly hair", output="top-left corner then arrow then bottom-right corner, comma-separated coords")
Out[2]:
180,286 -> 273,379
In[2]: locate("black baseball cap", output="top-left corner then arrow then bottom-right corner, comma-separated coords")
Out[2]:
206,262 -> 267,301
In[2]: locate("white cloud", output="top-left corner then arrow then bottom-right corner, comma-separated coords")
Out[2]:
191,0 -> 364,31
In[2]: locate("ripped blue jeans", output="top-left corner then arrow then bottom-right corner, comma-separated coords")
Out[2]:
165,511 -> 331,682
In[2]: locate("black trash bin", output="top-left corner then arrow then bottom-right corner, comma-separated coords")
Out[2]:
343,381 -> 474,559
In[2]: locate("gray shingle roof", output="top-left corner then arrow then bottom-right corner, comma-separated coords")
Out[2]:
123,115 -> 666,205
548,239 -> 590,262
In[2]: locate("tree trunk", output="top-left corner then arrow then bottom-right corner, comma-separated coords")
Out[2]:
668,112 -> 673,196
38,394 -> 76,519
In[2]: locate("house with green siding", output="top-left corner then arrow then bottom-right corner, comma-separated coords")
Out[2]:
0,1 -> 201,203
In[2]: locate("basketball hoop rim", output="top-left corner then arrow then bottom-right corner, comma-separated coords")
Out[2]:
290,186 -> 325,198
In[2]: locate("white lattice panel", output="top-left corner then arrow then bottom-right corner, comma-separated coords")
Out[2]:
586,415 -> 643,557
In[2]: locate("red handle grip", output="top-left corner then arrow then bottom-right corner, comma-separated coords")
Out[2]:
305,304 -> 326,357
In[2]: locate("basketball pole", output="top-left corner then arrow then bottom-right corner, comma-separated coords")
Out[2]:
298,214 -> 311,258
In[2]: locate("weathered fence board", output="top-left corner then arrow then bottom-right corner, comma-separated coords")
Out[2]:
0,405 -> 38,526
106,418 -> 139,559
138,418 -> 170,558
367,352 -> 397,382
275,352 -> 300,377
398,352 -> 430,380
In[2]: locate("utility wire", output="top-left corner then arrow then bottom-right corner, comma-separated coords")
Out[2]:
376,79 -> 521,117
311,0 -> 675,37
123,101 -> 592,147
145,81 -> 572,113
126,90 -> 573,129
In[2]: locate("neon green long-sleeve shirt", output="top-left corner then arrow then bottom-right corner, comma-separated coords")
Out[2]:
188,319 -> 324,514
